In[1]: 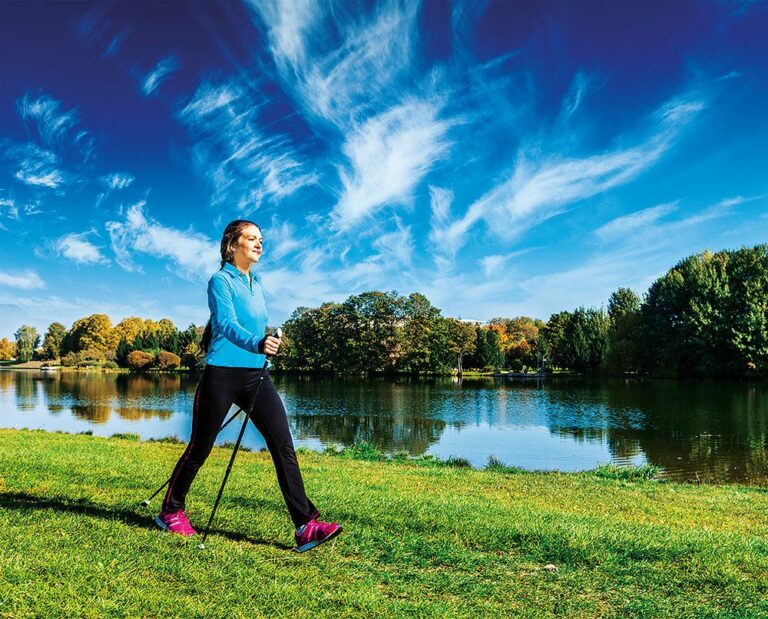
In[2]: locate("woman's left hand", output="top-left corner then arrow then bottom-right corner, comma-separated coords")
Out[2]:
263,335 -> 282,355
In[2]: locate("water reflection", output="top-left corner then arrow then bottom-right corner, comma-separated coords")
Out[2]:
1,369 -> 767,482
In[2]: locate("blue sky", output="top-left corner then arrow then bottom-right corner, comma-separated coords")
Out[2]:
1,0 -> 766,338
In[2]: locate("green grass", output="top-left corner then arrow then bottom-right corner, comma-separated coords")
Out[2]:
1,429 -> 767,618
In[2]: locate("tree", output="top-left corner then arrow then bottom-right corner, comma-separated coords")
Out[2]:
471,326 -> 503,370
543,311 -> 571,369
445,319 -> 477,376
63,314 -> 117,355
0,337 -> 16,360
14,325 -> 39,362
505,317 -> 544,371
339,291 -> 405,374
561,308 -> 609,372
604,288 -> 642,374
608,287 -> 641,320
41,322 -> 67,360
642,245 -> 768,377
113,317 -> 144,347
399,293 -> 444,373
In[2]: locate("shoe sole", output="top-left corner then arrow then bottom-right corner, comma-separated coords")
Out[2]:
295,525 -> 343,553
154,516 -> 196,537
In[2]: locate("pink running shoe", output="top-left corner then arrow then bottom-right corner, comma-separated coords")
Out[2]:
155,510 -> 197,537
295,517 -> 342,553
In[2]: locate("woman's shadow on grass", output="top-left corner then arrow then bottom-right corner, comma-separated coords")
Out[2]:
0,491 -> 293,550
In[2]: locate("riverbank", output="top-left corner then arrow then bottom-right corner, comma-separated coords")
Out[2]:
1,429 -> 766,617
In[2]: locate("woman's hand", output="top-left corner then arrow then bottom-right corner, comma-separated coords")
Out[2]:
263,335 -> 282,355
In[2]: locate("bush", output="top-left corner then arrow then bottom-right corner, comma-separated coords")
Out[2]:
61,352 -> 80,367
102,361 -> 119,369
155,351 -> 181,370
127,350 -> 154,370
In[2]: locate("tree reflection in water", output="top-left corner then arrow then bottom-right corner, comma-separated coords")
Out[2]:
2,370 -> 767,482
543,378 -> 768,483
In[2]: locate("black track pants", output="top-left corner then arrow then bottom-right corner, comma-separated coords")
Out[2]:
163,365 -> 318,527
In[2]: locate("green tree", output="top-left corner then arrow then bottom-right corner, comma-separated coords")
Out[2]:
399,293 -> 443,373
339,291 -> 405,374
642,245 -> 768,377
604,288 -> 642,374
14,325 -> 39,362
563,308 -> 609,372
41,322 -> 66,360
472,326 -> 503,370
543,311 -> 571,369
445,319 -> 477,375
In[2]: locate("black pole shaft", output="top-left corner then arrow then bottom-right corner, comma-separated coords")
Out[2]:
141,407 -> 245,505
198,362 -> 268,548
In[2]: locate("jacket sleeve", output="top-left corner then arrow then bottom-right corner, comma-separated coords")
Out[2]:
208,275 -> 263,353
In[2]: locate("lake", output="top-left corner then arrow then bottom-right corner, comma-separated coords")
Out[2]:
1,369 -> 766,483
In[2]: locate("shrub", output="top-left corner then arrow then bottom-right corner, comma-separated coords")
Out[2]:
61,352 -> 80,367
111,433 -> 140,441
155,351 -> 181,370
102,361 -> 119,369
146,435 -> 184,444
127,350 -> 154,370
593,463 -> 660,481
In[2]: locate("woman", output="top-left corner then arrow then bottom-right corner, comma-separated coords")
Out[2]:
156,219 -> 341,552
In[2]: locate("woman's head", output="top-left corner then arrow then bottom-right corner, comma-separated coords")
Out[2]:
219,219 -> 262,268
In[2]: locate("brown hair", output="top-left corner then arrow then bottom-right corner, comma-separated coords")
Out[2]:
218,219 -> 261,268
201,219 -> 261,353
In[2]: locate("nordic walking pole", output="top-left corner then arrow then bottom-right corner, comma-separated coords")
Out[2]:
140,406 -> 245,506
198,328 -> 281,550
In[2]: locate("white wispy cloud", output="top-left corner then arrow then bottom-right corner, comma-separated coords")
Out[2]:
303,2 -> 420,125
439,92 -> 706,250
253,0 -> 423,128
333,100 -> 452,229
264,219 -> 303,261
0,270 -> 45,290
0,198 -> 19,219
141,55 -> 179,96
249,0 -> 320,71
54,232 -> 109,265
106,202 -> 220,280
101,172 -> 135,190
179,80 -> 318,212
16,92 -> 93,161
9,143 -> 68,189
596,202 -> 678,240
428,185 -> 458,270
558,71 -> 593,122
478,250 -> 529,278
15,165 -> 66,189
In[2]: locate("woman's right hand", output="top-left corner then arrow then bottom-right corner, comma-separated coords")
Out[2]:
262,335 -> 282,356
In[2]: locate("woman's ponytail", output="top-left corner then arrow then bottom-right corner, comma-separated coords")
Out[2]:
200,319 -> 212,354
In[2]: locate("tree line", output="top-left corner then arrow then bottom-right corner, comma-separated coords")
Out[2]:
3,244 -> 766,378
3,316 -> 204,370
272,244 -> 767,378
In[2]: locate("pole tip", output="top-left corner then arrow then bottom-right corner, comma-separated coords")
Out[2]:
141,499 -> 150,506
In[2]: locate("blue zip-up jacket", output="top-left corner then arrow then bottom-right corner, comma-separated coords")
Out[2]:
205,262 -> 268,368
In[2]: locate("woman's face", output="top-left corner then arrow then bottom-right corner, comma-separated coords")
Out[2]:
233,224 -> 263,266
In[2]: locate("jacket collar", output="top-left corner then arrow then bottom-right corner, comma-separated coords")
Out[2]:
221,262 -> 259,283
